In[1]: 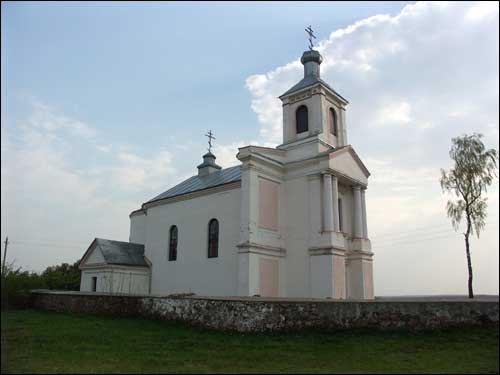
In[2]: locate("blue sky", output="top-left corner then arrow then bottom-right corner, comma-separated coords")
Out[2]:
1,1 -> 499,296
2,1 -> 412,155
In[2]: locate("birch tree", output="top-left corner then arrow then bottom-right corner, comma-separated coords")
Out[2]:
440,133 -> 497,299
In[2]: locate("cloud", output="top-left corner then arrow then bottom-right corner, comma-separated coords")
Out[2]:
465,1 -> 499,22
28,101 -> 97,139
246,2 -> 499,155
245,1 -> 499,295
374,100 -> 412,127
86,149 -> 177,193
1,101 -> 180,270
245,61 -> 302,144
213,140 -> 264,168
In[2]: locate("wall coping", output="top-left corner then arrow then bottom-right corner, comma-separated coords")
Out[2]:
31,290 -> 499,304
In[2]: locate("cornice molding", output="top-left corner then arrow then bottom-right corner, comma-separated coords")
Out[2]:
345,250 -> 374,261
143,181 -> 241,210
237,241 -> 286,258
79,263 -> 151,271
308,246 -> 347,257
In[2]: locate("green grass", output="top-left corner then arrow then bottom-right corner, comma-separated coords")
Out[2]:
1,309 -> 499,374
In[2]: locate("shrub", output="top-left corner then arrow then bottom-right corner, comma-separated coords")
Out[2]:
41,261 -> 81,291
1,260 -> 81,309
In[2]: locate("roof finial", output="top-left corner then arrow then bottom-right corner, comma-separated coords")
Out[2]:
305,25 -> 316,51
205,130 -> 216,152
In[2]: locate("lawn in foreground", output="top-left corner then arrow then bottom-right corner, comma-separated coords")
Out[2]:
1,309 -> 499,374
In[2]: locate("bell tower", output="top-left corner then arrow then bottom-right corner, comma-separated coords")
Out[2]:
278,48 -> 349,151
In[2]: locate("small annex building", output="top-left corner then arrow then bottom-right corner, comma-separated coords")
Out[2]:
79,238 -> 150,295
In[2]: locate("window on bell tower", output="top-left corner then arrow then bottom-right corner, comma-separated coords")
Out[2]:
330,107 -> 338,137
296,105 -> 309,134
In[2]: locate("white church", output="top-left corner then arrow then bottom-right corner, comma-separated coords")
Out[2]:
79,45 -> 374,300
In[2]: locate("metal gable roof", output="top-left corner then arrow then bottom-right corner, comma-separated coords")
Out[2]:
94,238 -> 148,267
146,165 -> 241,204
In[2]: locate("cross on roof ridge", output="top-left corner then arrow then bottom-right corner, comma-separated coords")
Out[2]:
305,25 -> 316,50
205,130 -> 216,152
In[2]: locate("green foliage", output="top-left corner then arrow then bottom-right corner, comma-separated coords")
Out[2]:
1,260 -> 81,309
440,133 -> 497,237
2,309 -> 499,374
41,261 -> 81,291
1,263 -> 47,309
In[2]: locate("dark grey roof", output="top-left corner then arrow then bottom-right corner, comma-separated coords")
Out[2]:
94,238 -> 148,267
147,165 -> 241,204
280,75 -> 348,103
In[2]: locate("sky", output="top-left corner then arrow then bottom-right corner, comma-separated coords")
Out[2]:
1,1 -> 499,296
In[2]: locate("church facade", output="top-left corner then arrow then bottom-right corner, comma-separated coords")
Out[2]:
79,48 -> 374,300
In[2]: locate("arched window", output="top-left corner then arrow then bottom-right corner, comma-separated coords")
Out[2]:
208,219 -> 219,258
168,225 -> 178,261
296,105 -> 309,134
330,108 -> 338,136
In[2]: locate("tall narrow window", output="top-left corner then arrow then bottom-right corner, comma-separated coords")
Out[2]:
168,225 -> 178,261
296,105 -> 309,134
91,276 -> 97,292
330,108 -> 338,136
338,198 -> 343,232
208,219 -> 219,258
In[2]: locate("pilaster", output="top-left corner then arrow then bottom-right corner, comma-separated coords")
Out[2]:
322,172 -> 334,232
353,185 -> 363,239
332,175 -> 340,232
361,188 -> 368,238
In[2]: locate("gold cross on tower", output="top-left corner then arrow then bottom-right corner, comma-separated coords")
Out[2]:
205,130 -> 216,152
305,25 -> 316,51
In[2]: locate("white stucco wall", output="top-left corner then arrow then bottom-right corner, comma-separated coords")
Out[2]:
130,213 -> 146,245
144,187 -> 241,296
320,94 -> 346,148
80,267 -> 150,295
283,174 -> 312,297
309,255 -> 333,298
338,183 -> 354,237
80,269 -> 112,292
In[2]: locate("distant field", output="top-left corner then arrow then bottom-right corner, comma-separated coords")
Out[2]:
1,309 -> 499,374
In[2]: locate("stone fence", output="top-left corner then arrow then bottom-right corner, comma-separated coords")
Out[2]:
31,290 -> 499,332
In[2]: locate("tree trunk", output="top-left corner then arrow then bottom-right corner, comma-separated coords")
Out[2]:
465,216 -> 474,299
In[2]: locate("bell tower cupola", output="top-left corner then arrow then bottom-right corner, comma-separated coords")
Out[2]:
197,130 -> 222,176
302,49 -> 323,78
278,28 -> 349,151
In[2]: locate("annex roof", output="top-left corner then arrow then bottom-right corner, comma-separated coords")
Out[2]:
81,238 -> 148,268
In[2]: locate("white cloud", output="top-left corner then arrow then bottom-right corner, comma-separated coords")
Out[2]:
28,101 -> 97,139
465,1 -> 499,22
245,61 -> 302,144
213,140 -> 263,168
1,101 -> 180,270
86,149 -> 177,193
96,144 -> 112,153
375,100 -> 412,127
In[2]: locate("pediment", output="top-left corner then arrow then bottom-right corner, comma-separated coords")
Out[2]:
79,240 -> 105,267
329,146 -> 370,185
